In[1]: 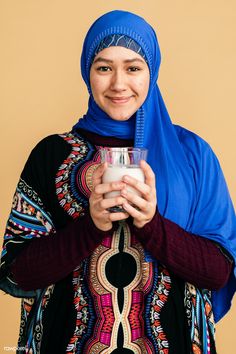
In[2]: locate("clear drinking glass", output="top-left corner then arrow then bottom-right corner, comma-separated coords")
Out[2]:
100,147 -> 148,212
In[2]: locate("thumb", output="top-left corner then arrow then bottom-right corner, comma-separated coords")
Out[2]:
92,162 -> 107,187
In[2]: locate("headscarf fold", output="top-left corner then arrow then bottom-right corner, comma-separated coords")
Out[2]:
73,10 -> 236,322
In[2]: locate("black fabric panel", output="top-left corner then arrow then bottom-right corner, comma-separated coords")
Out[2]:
40,275 -> 76,354
160,272 -> 192,353
21,134 -> 72,228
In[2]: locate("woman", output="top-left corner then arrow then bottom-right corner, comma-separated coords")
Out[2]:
0,10 -> 235,354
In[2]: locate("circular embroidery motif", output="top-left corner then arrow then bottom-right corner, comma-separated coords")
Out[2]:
57,132 -> 102,219
76,150 -> 101,198
56,132 -> 92,219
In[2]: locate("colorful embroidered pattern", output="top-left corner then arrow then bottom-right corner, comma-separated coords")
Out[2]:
55,134 -> 172,352
56,132 -> 91,219
66,264 -> 90,353
19,285 -> 55,354
81,222 -> 156,353
0,132 -> 217,353
75,149 -> 101,199
5,179 -> 53,237
149,266 -> 171,353
184,282 -> 215,353
0,178 -> 55,354
0,179 -> 54,280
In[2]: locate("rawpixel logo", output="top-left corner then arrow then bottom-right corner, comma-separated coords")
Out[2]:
4,347 -> 27,351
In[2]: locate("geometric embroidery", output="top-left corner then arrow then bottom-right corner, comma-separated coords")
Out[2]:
149,266 -> 171,353
184,282 -> 215,353
0,178 -> 55,354
19,285 -> 55,354
81,222 -> 157,353
66,264 -> 89,353
0,132 -> 217,353
57,132 -> 102,219
56,132 -> 90,219
1,178 -> 54,272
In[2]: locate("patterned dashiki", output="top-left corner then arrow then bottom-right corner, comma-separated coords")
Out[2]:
0,129 -> 216,353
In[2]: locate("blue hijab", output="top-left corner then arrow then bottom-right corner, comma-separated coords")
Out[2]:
74,10 -> 236,322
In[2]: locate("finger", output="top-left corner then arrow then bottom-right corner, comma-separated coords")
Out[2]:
140,160 -> 156,188
92,162 -> 107,188
109,211 -> 130,222
100,196 -> 127,210
95,181 -> 126,195
120,188 -> 148,211
122,175 -> 151,196
122,201 -> 144,220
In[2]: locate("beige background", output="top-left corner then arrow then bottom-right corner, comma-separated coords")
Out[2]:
0,0 -> 235,352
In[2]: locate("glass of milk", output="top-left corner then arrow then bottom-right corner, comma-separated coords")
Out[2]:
100,147 -> 148,212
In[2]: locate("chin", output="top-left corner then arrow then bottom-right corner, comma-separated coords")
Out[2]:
110,116 -> 131,121
108,110 -> 133,121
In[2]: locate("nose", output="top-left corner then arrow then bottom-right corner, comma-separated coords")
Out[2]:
110,70 -> 127,92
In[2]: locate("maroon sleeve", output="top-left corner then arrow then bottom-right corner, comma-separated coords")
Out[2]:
130,211 -> 233,290
10,213 -> 112,291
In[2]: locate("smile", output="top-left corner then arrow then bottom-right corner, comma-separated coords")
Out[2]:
107,96 -> 133,104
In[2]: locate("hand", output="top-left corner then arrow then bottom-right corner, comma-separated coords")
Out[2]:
120,160 -> 157,228
89,163 -> 129,231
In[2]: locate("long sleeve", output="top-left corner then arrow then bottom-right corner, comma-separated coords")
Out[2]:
0,132 -> 133,297
10,212 -> 113,291
131,211 -> 233,290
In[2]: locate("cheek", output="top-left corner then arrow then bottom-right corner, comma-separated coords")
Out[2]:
90,78 -> 107,100
135,78 -> 150,99
133,69 -> 150,95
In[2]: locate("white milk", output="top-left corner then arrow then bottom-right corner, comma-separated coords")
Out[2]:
102,165 -> 145,198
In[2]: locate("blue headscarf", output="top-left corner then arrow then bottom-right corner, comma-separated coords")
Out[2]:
73,10 -> 236,322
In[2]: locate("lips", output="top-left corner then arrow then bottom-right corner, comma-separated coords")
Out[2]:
107,96 -> 133,104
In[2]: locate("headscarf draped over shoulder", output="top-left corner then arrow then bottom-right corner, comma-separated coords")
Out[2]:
74,10 -> 236,322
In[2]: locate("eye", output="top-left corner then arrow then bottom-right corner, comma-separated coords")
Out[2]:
128,66 -> 141,72
96,66 -> 111,72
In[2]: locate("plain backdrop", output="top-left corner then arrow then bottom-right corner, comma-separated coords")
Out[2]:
0,0 -> 235,352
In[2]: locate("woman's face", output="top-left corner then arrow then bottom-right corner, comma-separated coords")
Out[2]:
90,46 -> 150,121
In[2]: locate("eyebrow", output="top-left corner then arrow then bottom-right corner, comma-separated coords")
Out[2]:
92,57 -> 145,64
